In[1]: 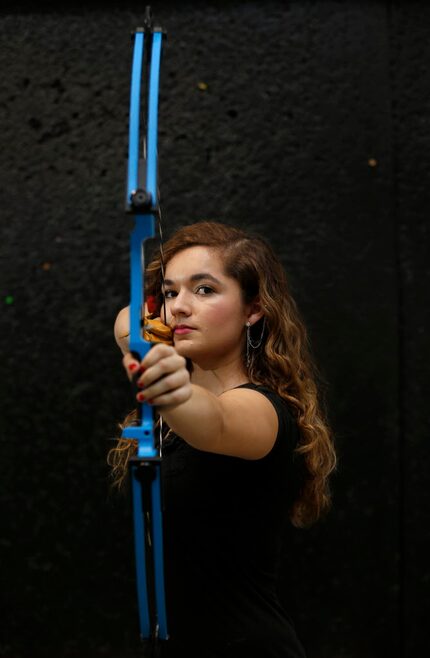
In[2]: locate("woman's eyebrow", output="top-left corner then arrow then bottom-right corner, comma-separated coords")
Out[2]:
163,273 -> 222,286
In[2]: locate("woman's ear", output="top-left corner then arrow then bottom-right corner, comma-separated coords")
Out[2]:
246,298 -> 264,327
114,306 -> 130,356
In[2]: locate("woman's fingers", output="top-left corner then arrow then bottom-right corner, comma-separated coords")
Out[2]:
137,368 -> 190,406
137,352 -> 185,387
140,343 -> 177,370
122,344 -> 179,381
122,352 -> 141,381
122,344 -> 191,408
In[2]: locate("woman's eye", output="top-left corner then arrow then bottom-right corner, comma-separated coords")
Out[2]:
163,290 -> 177,299
196,285 -> 214,295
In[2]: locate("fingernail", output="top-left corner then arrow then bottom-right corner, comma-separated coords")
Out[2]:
137,381 -> 145,388
128,363 -> 138,372
137,393 -> 145,401
147,399 -> 154,405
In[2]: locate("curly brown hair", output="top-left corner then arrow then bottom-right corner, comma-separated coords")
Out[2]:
108,221 -> 336,528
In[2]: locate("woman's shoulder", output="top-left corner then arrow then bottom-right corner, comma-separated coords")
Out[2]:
235,382 -> 295,417
234,383 -> 299,451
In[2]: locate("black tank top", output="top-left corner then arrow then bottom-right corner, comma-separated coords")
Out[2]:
160,384 -> 307,658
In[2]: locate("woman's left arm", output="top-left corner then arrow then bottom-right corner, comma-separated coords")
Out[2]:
122,345 -> 278,460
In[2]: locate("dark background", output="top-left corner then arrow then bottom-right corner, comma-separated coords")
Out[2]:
1,1 -> 429,656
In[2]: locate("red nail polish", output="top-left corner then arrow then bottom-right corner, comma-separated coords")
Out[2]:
128,363 -> 138,372
137,393 -> 145,401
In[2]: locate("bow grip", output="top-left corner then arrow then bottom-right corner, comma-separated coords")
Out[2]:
121,214 -> 158,459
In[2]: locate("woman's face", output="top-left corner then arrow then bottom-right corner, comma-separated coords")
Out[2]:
162,246 -> 248,369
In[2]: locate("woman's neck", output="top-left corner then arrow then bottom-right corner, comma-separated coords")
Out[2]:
190,360 -> 249,396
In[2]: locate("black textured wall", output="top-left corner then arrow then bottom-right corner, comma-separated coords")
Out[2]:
1,2 -> 429,657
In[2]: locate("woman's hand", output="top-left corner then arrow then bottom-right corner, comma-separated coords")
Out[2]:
123,344 -> 192,409
114,306 -> 131,356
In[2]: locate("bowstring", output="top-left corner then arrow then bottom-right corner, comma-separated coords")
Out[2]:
157,184 -> 167,458
157,184 -> 167,325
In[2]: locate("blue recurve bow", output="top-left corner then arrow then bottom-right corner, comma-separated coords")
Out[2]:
121,7 -> 168,645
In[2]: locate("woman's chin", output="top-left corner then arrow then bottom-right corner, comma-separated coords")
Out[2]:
173,341 -> 209,367
173,338 -> 193,358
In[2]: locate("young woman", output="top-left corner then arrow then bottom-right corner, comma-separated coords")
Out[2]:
110,221 -> 336,658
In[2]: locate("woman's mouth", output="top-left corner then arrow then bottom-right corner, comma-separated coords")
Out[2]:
174,325 -> 195,335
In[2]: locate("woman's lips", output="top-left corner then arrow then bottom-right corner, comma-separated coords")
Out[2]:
174,325 -> 194,335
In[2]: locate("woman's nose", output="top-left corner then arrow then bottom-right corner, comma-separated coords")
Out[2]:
170,289 -> 192,318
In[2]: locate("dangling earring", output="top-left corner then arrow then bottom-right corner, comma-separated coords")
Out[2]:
246,318 -> 266,367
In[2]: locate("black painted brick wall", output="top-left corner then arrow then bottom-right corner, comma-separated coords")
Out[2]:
0,2 -> 429,657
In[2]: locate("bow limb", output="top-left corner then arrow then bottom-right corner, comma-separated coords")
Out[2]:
121,13 -> 168,643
